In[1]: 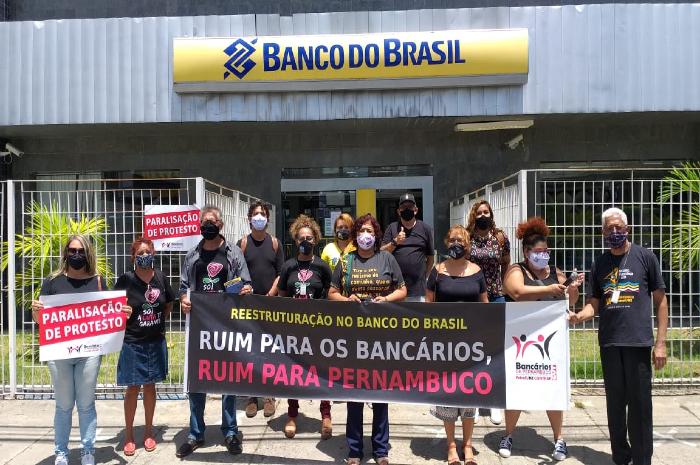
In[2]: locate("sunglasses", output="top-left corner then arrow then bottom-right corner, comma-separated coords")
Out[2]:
67,247 -> 86,256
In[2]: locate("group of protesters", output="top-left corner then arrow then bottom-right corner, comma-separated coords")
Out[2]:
30,193 -> 667,465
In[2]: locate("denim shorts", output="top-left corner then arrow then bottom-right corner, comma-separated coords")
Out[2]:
117,338 -> 168,386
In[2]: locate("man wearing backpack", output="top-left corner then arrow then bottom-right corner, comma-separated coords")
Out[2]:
237,200 -> 285,418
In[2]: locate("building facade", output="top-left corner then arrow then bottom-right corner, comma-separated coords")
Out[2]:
1,1 -> 699,250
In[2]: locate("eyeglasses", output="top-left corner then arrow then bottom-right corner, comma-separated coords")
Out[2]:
298,236 -> 314,242
67,248 -> 86,256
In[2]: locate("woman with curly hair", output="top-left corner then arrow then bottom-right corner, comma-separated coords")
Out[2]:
328,213 -> 406,465
500,216 -> 584,462
277,214 -> 333,439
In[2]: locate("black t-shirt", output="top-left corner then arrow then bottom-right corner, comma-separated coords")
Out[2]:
277,256 -> 332,299
426,268 -> 487,303
381,220 -> 435,297
236,234 -> 285,295
331,250 -> 405,299
588,244 -> 665,347
113,270 -> 175,343
195,244 -> 228,292
40,275 -> 106,295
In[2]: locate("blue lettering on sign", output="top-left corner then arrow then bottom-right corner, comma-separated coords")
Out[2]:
384,39 -> 401,67
454,40 -> 465,64
282,47 -> 297,70
329,44 -> 344,69
365,43 -> 380,68
298,46 -> 313,70
263,43 -> 280,71
349,44 -> 363,68
431,41 -> 446,64
315,45 -> 329,70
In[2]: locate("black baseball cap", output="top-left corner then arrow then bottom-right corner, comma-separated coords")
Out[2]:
399,193 -> 416,205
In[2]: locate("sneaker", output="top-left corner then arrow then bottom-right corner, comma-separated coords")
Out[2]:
55,456 -> 68,465
225,434 -> 242,455
490,408 -> 503,425
499,435 -> 513,458
553,439 -> 568,461
246,397 -> 259,418
176,438 -> 204,458
473,408 -> 480,424
81,453 -> 95,465
263,397 -> 276,417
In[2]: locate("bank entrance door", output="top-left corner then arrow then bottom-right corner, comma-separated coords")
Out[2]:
280,168 -> 433,257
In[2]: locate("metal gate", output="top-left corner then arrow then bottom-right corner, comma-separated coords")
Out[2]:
452,168 -> 700,389
1,177 -> 273,397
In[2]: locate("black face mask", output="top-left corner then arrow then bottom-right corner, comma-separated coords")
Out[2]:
448,243 -> 467,259
67,254 -> 87,270
400,208 -> 415,221
475,215 -> 492,231
299,239 -> 313,255
336,228 -> 350,240
200,221 -> 220,240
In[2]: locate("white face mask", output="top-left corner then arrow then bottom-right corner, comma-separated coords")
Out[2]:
528,251 -> 550,270
251,213 -> 268,231
357,232 -> 376,250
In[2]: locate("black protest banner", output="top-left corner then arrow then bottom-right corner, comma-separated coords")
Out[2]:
186,293 -> 507,408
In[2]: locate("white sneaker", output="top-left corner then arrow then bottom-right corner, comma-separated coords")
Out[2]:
55,456 -> 68,465
490,408 -> 503,425
473,408 -> 480,424
81,452 -> 96,465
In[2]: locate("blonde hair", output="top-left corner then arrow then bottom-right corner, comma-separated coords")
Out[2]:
443,225 -> 471,256
289,214 -> 322,243
48,234 -> 98,280
334,213 -> 354,233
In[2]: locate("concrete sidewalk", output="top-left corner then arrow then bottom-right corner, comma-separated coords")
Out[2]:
1,393 -> 699,465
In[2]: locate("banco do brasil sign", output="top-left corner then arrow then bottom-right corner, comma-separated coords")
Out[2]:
173,29 -> 528,93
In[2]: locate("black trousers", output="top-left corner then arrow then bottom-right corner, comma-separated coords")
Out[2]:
600,346 -> 653,465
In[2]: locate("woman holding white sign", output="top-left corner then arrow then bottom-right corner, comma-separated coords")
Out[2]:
31,234 -> 133,465
328,214 -> 406,465
426,225 -> 488,465
501,217 -> 584,462
114,237 -> 174,456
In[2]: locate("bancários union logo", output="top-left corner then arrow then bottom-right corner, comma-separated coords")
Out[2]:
67,345 -> 83,354
512,331 -> 557,360
223,38 -> 257,80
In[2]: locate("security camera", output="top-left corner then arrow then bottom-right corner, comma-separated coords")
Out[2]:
5,143 -> 23,157
503,134 -> 524,150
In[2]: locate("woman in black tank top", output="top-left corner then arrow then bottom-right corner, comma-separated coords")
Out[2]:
500,217 -> 584,462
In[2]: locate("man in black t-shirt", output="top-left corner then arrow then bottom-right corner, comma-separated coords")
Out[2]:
236,200 -> 283,418
570,208 -> 668,465
380,193 -> 435,301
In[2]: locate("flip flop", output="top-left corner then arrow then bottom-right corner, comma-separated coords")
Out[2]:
123,441 -> 136,456
144,437 -> 156,452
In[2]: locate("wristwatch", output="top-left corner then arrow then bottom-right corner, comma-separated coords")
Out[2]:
390,239 -> 398,247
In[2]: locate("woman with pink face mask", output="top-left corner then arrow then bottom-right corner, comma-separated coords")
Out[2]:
500,216 -> 584,462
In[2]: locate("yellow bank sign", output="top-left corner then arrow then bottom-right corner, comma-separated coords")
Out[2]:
173,29 -> 528,93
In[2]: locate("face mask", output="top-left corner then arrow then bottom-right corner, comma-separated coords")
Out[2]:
475,215 -> 492,231
135,254 -> 154,269
298,239 -> 313,255
528,251 -> 550,270
201,221 -> 220,240
605,231 -> 628,249
336,228 -> 350,241
400,208 -> 415,221
357,232 -> 376,250
448,243 -> 467,259
251,213 -> 268,231
67,254 -> 87,270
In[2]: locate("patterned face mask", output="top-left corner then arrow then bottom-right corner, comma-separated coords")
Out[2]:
135,254 -> 154,269
605,231 -> 628,249
528,251 -> 550,270
357,232 -> 376,250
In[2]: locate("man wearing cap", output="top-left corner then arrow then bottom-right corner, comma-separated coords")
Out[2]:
380,193 -> 435,302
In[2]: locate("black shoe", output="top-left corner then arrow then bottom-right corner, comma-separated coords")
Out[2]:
176,438 -> 204,458
225,435 -> 242,455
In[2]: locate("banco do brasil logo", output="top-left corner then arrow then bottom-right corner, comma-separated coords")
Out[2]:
512,331 -> 557,360
223,38 -> 257,79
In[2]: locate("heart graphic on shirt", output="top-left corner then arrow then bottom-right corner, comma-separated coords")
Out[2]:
207,262 -> 223,278
145,287 -> 160,304
298,269 -> 313,282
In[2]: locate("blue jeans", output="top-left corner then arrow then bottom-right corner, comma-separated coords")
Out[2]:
346,401 -> 389,460
188,393 -> 238,440
489,295 -> 506,303
404,295 -> 425,302
47,355 -> 102,458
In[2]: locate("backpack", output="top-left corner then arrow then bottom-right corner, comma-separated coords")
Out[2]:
240,234 -> 279,255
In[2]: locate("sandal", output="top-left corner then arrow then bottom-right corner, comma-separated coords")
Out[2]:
144,437 -> 156,452
284,416 -> 297,438
376,458 -> 389,465
346,458 -> 361,465
463,444 -> 477,465
123,441 -> 136,456
321,417 -> 333,440
447,443 -> 460,465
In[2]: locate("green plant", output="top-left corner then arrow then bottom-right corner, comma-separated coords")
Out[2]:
659,162 -> 700,278
1,200 -> 114,309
